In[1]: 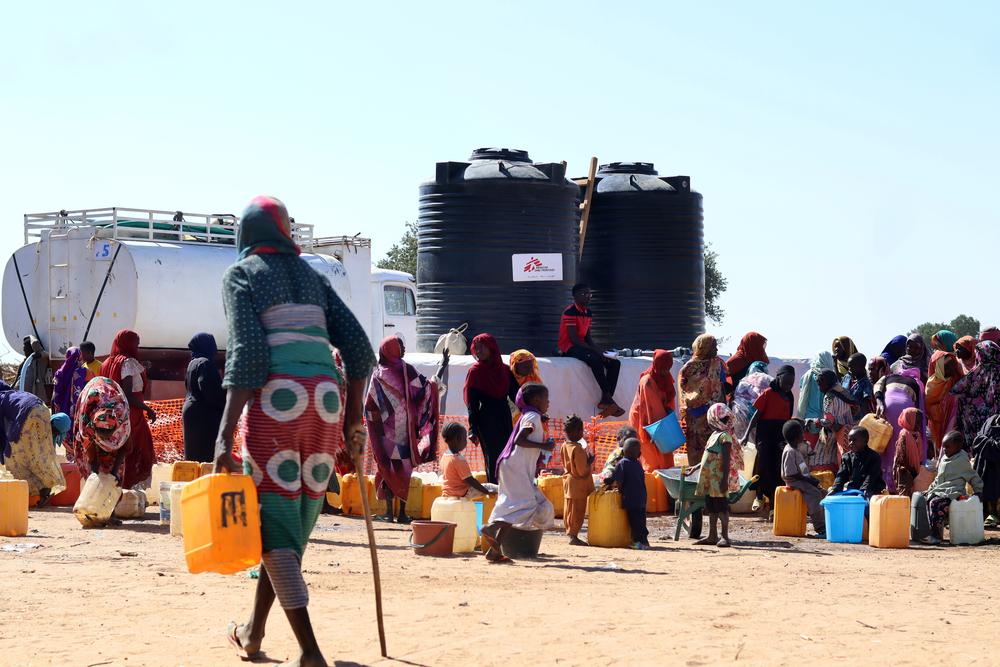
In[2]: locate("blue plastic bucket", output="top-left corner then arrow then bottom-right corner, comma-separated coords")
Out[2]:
820,490 -> 867,543
644,411 -> 686,453
474,501 -> 484,534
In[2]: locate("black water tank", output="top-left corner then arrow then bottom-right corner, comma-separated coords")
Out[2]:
417,148 -> 580,354
579,162 -> 704,350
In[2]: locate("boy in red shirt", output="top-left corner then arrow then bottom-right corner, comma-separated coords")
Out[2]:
558,283 -> 623,417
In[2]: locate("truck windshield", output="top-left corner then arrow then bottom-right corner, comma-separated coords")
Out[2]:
384,285 -> 416,316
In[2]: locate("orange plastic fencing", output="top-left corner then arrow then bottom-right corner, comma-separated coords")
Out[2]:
149,399 -> 630,476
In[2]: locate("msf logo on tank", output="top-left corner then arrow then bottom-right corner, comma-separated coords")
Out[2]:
220,491 -> 249,528
512,252 -> 563,282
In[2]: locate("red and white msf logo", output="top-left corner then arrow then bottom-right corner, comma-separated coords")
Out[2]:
523,257 -> 544,272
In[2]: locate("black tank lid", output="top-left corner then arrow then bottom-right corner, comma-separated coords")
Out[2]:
597,162 -> 658,176
469,148 -> 532,163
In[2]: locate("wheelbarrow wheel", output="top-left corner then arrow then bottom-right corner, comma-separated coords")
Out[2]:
688,509 -> 703,539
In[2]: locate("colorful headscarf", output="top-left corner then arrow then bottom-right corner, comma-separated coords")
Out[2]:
892,333 -> 930,382
832,336 -> 858,378
464,333 -> 510,403
100,329 -> 143,387
726,332 -> 768,379
237,195 -> 300,259
643,349 -> 676,401
931,330 -> 958,353
52,347 -> 88,421
74,377 -> 131,454
509,349 -> 542,386
707,402 -> 736,436
797,351 -> 836,419
880,335 -> 907,365
955,335 -> 978,372
0,384 -> 43,463
50,412 -> 71,446
748,361 -> 769,376
980,327 -> 1000,344
692,333 -> 718,360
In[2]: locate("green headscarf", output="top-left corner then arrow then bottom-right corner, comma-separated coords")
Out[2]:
236,195 -> 300,259
931,329 -> 958,353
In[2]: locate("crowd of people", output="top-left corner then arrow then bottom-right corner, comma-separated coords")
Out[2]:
5,195 -> 1000,665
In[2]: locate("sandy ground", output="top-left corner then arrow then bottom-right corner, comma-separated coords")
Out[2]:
3,507 -> 1000,667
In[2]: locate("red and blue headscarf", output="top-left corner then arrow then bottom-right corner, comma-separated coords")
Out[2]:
237,195 -> 301,259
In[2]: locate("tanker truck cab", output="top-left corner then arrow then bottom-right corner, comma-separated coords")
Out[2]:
370,270 -> 417,349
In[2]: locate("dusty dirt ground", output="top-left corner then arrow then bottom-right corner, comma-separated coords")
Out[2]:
3,507 -> 1000,667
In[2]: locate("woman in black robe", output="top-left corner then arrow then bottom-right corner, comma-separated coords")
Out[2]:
182,332 -> 225,462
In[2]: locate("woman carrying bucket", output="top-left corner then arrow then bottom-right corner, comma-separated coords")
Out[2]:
628,349 -> 677,471
214,196 -> 375,666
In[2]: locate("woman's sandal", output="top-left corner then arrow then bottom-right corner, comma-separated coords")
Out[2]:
227,621 -> 261,660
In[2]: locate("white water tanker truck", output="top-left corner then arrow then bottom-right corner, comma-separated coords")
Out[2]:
1,207 -> 416,397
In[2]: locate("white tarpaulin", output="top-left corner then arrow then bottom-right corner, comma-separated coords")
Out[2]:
406,353 -> 811,421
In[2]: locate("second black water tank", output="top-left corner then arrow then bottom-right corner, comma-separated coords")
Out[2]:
579,162 -> 704,350
417,148 -> 580,354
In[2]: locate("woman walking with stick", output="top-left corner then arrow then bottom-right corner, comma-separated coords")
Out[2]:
215,196 -> 375,666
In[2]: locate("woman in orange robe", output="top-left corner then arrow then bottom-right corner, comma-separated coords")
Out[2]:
628,349 -> 676,471
925,350 -> 963,457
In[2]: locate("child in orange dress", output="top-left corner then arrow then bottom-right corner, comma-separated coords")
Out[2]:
559,415 -> 595,545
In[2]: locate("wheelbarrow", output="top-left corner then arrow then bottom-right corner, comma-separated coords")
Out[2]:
655,467 -> 759,541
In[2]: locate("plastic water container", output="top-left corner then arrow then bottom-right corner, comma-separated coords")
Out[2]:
0,475 -> 29,537
339,473 -> 362,516
810,470 -> 835,491
404,476 -> 423,519
869,495 -> 910,548
644,472 -> 669,513
199,462 -> 214,477
821,490 -> 868,543
479,493 -> 497,526
159,481 -> 175,524
148,463 -> 173,505
421,482 -> 443,520
859,414 -> 893,455
181,473 -> 262,574
73,473 -> 123,528
49,462 -> 82,507
170,483 -> 188,536
741,442 -> 758,480
729,474 -> 756,515
171,461 -> 201,483
113,489 -> 148,519
537,475 -> 564,518
367,476 -> 387,517
949,496 -> 984,545
586,489 -> 631,548
430,496 -> 478,552
326,473 -> 342,510
772,486 -> 807,537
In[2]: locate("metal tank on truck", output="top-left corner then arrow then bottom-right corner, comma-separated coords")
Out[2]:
578,163 -> 705,350
2,208 -> 416,395
416,148 -> 580,354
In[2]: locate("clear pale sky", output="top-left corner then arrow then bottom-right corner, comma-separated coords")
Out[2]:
2,1 -> 997,360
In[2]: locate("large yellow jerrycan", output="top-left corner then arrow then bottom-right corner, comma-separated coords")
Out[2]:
645,472 -> 669,513
537,475 -> 564,518
772,486 -> 807,537
430,496 -> 478,552
421,482 -> 443,519
181,474 -> 262,575
73,473 -> 122,528
0,473 -> 28,537
171,461 -> 201,482
869,495 -> 909,549
404,476 -> 423,519
586,489 -> 631,548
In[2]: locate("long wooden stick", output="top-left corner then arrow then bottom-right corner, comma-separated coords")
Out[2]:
578,156 -> 599,259
352,449 -> 387,658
